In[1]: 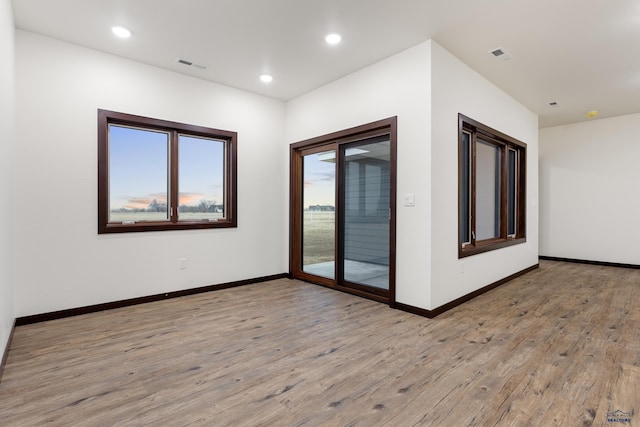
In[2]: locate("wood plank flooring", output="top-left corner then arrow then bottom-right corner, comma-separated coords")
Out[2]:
1,260 -> 639,426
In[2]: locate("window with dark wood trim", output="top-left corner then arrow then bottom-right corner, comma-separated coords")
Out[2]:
458,114 -> 526,257
98,109 -> 237,234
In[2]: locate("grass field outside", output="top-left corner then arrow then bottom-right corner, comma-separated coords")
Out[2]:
303,211 -> 335,266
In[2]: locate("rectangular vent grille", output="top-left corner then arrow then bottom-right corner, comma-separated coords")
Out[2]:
177,57 -> 208,70
489,47 -> 512,61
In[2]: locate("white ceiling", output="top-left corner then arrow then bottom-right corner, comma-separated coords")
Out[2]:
11,0 -> 640,128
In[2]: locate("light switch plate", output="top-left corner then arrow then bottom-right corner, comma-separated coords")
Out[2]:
404,194 -> 415,207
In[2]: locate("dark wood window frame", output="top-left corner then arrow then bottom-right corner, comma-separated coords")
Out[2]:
98,109 -> 237,234
458,114 -> 526,258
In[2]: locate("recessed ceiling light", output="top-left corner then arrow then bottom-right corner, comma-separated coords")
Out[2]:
112,26 -> 132,38
325,33 -> 342,45
260,74 -> 273,83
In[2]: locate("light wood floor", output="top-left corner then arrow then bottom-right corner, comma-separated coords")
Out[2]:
1,260 -> 639,426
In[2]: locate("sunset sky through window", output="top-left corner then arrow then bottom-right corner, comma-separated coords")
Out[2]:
108,125 -> 223,211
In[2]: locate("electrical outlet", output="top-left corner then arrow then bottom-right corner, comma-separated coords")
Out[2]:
179,258 -> 187,270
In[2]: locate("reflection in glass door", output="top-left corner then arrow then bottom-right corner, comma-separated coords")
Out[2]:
302,150 -> 336,279
341,139 -> 390,290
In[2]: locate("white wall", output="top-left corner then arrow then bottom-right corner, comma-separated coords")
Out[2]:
13,31 -> 288,317
286,40 -> 538,311
540,113 -> 640,264
286,41 -> 433,309
430,42 -> 539,309
11,30 -> 538,319
0,0 -> 15,357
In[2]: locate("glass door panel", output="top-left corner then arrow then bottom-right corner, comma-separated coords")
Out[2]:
342,139 -> 390,290
302,150 -> 336,279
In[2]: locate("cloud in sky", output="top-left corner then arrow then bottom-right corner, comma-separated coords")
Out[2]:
304,172 -> 335,188
178,192 -> 221,205
119,193 -> 167,210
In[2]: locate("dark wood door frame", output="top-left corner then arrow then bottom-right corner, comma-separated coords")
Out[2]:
289,117 -> 397,307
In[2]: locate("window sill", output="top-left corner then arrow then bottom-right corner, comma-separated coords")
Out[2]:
459,237 -> 526,258
99,220 -> 237,234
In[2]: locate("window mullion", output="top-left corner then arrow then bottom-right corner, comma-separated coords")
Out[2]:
170,130 -> 179,224
500,144 -> 508,239
517,148 -> 526,239
470,133 -> 477,246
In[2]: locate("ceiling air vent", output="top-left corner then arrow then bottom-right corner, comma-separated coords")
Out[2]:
489,47 -> 512,61
176,57 -> 207,70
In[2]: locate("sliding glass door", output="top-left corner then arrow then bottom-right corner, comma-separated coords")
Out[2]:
290,118 -> 396,304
